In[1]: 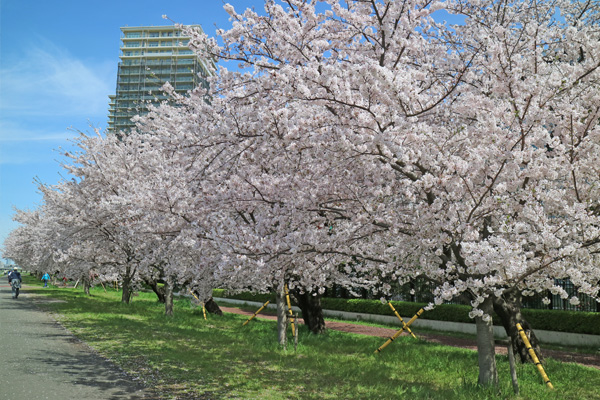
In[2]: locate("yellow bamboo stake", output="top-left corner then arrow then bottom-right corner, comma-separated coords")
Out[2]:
284,284 -> 295,336
99,281 -> 107,293
189,290 -> 207,320
516,323 -> 554,389
388,302 -> 417,339
242,300 -> 271,326
375,308 -> 424,353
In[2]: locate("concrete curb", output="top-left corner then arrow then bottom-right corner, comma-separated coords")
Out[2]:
214,297 -> 600,347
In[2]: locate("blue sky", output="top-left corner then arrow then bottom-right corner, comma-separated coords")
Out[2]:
0,1 -> 463,255
0,0 -> 270,252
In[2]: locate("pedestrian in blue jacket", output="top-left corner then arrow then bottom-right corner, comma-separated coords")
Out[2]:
42,272 -> 50,287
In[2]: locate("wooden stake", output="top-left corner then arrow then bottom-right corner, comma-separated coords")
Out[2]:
388,302 -> 417,339
507,337 -> 519,395
294,313 -> 299,351
284,284 -> 295,336
375,308 -> 424,353
242,300 -> 271,326
517,323 -> 553,389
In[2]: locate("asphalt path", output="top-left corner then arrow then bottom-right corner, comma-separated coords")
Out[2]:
0,283 -> 152,400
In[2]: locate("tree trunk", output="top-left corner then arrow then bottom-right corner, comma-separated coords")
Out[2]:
205,297 -> 223,315
122,276 -> 132,304
291,289 -> 326,334
476,297 -> 499,387
492,291 -> 543,363
164,280 -> 174,316
144,277 -> 166,303
276,287 -> 288,346
83,276 -> 91,296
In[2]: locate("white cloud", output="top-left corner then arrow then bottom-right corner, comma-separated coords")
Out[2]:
0,39 -> 115,119
0,121 -> 81,165
0,119 -> 79,143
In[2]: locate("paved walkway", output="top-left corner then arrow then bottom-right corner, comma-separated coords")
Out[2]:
0,284 -> 151,400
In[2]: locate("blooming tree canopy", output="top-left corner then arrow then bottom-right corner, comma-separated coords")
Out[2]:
183,0 -> 600,382
155,0 -> 600,311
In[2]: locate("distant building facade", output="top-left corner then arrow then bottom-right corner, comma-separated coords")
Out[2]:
108,25 -> 214,134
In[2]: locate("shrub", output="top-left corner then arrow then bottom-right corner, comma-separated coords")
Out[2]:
213,289 -> 274,304
522,308 -> 600,335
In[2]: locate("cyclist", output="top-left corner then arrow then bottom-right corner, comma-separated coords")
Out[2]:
7,267 -> 22,299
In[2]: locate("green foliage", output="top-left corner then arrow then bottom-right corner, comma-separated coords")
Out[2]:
214,290 -> 600,335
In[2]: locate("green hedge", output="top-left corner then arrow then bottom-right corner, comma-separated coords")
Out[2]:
213,290 -> 600,335
521,308 -> 600,335
321,298 -> 479,324
212,289 -> 275,304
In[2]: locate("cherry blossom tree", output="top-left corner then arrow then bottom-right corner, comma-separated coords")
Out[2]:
60,130 -> 223,314
179,0 -> 600,385
3,208 -> 57,279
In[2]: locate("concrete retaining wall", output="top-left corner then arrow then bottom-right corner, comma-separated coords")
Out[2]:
214,297 -> 600,347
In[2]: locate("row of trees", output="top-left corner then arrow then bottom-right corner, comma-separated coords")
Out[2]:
4,0 -> 600,387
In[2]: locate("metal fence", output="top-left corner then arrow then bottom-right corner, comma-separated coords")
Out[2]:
521,279 -> 599,312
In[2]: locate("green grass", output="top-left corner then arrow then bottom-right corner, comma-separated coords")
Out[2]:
23,276 -> 600,400
225,299 -> 600,356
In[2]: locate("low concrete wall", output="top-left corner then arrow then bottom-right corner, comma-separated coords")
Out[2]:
214,297 -> 600,347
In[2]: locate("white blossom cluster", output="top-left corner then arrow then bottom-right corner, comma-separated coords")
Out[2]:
4,0 -> 600,311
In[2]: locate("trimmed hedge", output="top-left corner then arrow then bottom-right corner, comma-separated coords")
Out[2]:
521,308 -> 600,335
213,289 -> 600,335
212,289 -> 275,304
322,298 -> 479,324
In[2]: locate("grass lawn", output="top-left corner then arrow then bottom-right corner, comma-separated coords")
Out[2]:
23,277 -> 600,400
220,299 -> 600,356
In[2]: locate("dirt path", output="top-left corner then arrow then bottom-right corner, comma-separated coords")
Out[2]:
221,306 -> 600,370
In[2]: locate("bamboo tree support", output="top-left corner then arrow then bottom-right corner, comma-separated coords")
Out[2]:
114,281 -> 118,290
284,284 -> 295,336
388,302 -> 417,339
189,290 -> 208,320
516,323 -> 554,389
73,279 -> 80,289
99,281 -> 107,293
242,300 -> 271,326
375,308 -> 424,354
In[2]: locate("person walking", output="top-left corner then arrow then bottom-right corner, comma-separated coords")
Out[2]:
7,267 -> 22,299
42,272 -> 50,287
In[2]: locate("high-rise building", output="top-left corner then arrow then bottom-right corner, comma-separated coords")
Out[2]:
108,25 -> 214,134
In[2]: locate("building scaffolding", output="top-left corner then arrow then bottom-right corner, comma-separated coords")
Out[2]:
108,25 -> 214,134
